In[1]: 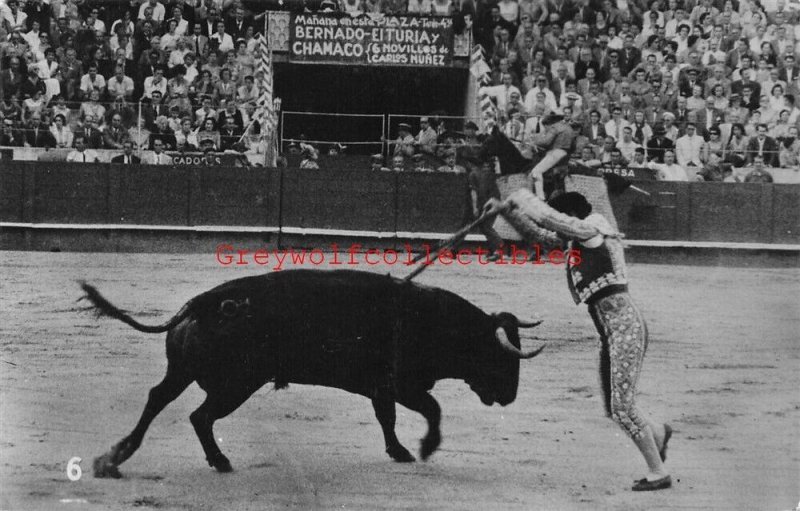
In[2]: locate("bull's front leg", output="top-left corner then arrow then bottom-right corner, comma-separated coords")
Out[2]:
397,389 -> 441,460
371,395 -> 415,462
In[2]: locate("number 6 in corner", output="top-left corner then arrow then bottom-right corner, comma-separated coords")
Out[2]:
66,457 -> 82,481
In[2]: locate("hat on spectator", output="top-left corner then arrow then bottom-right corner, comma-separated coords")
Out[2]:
398,122 -> 411,131
420,116 -> 429,123
565,92 -> 580,101
371,153 -> 383,162
662,112 -> 675,121
464,121 -> 479,131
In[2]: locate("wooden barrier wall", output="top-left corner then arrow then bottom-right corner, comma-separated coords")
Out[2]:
1,162 -> 798,244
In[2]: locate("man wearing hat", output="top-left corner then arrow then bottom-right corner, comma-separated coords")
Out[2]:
415,117 -> 438,156
646,124 -> 675,163
393,122 -> 415,158
526,112 -> 576,199
675,122 -> 704,168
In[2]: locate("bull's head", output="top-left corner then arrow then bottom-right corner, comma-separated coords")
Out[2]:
468,312 -> 544,407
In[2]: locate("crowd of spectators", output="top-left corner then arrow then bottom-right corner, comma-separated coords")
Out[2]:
0,0 -> 275,160
475,0 -> 800,181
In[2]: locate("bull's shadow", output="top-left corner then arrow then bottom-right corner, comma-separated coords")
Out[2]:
81,269 -> 543,477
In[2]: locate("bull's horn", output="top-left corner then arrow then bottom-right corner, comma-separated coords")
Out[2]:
495,327 -> 544,359
517,319 -> 543,328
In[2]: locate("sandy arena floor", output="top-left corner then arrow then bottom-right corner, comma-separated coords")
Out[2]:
0,251 -> 798,511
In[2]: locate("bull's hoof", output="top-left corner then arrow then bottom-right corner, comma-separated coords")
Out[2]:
420,432 -> 441,461
387,445 -> 416,463
93,454 -> 123,479
208,453 -> 233,473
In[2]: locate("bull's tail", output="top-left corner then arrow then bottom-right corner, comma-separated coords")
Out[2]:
79,282 -> 192,334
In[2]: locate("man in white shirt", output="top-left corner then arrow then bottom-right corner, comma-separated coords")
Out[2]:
647,149 -> 689,181
107,66 -> 135,101
616,126 -> 642,162
142,67 -> 168,100
524,75 -> 559,115
481,73 -> 522,114
604,106 -> 631,142
138,0 -> 166,22
148,138 -> 173,165
675,123 -> 704,167
2,0 -> 27,32
79,64 -> 106,99
210,21 -> 234,53
66,136 -> 100,162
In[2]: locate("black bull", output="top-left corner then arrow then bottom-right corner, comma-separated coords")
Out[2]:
81,269 -> 544,477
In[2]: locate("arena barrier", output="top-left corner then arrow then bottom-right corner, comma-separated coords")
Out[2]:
1,162 -> 798,254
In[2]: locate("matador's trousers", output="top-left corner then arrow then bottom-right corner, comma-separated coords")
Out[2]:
588,291 -> 650,439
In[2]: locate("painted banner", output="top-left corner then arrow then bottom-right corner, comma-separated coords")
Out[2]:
290,14 -> 454,67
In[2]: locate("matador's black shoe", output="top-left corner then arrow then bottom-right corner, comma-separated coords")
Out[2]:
632,475 -> 672,491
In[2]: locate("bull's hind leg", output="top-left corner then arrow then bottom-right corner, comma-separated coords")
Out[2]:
371,395 -> 415,463
189,382 -> 262,472
397,389 -> 442,461
94,367 -> 192,478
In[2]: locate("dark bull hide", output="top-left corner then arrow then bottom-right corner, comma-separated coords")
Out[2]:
81,269 -> 544,477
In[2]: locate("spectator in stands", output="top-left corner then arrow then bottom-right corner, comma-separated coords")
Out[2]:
779,127 -> 800,168
111,140 -> 141,164
646,124 -> 675,163
148,115 -> 176,150
0,117 -> 23,146
66,135 -> 99,162
391,154 -> 406,172
746,123 -> 780,167
80,88 -> 106,127
74,114 -> 104,149
79,63 -> 105,100
437,149 -> 466,173
203,50 -> 222,80
104,113 -> 131,150
299,144 -> 319,169
675,123 -> 704,168
50,113 -> 73,148
218,97 -> 244,129
174,117 -> 199,150
220,116 -> 242,151
148,138 -> 173,165
616,126 -> 641,162
22,112 -> 55,148
237,75 -> 258,106
196,117 -> 221,150
726,123 -> 749,168
107,65 -> 135,102
214,67 -> 236,103
415,116 -> 438,156
647,149 -> 688,181
188,23 -> 210,59
393,123 -> 415,158
3,1 -> 27,33
142,66 -> 168,100
744,154 -> 774,182
210,21 -> 234,53
22,88 -> 47,121
106,96 -> 136,130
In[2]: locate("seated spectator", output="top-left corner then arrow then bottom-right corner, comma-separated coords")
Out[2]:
210,21 -> 234,53
142,90 -> 166,131
217,99 -> 243,129
779,127 -> 800,168
79,63 -> 105,100
106,65 -> 135,101
50,113 -> 73,148
22,112 -> 56,148
106,96 -> 136,130
193,70 -> 216,104
79,88 -> 106,127
214,68 -> 236,103
743,154 -> 774,182
746,123 -> 780,167
616,126 -> 642,162
66,135 -> 100,162
195,117 -> 220,150
3,1 -> 28,32
0,117 -> 23,146
161,19 -> 182,52
203,51 -> 223,81
20,67 -> 47,101
22,88 -> 46,121
237,75 -> 258,106
219,116 -> 242,151
182,53 -> 199,84
166,6 -> 190,37
675,123 -> 704,168
148,138 -> 173,164
167,105 -> 184,132
109,12 -> 135,40
148,115 -> 176,150
103,113 -> 131,150
174,117 -> 199,150
142,67 -> 168,101
111,140 -> 141,164
167,37 -> 190,70
195,95 -> 217,127
437,149 -> 467,173
769,110 -> 792,140
73,114 -> 104,149
234,41 -> 255,79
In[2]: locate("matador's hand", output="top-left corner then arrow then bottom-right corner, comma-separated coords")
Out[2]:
482,198 -> 505,217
